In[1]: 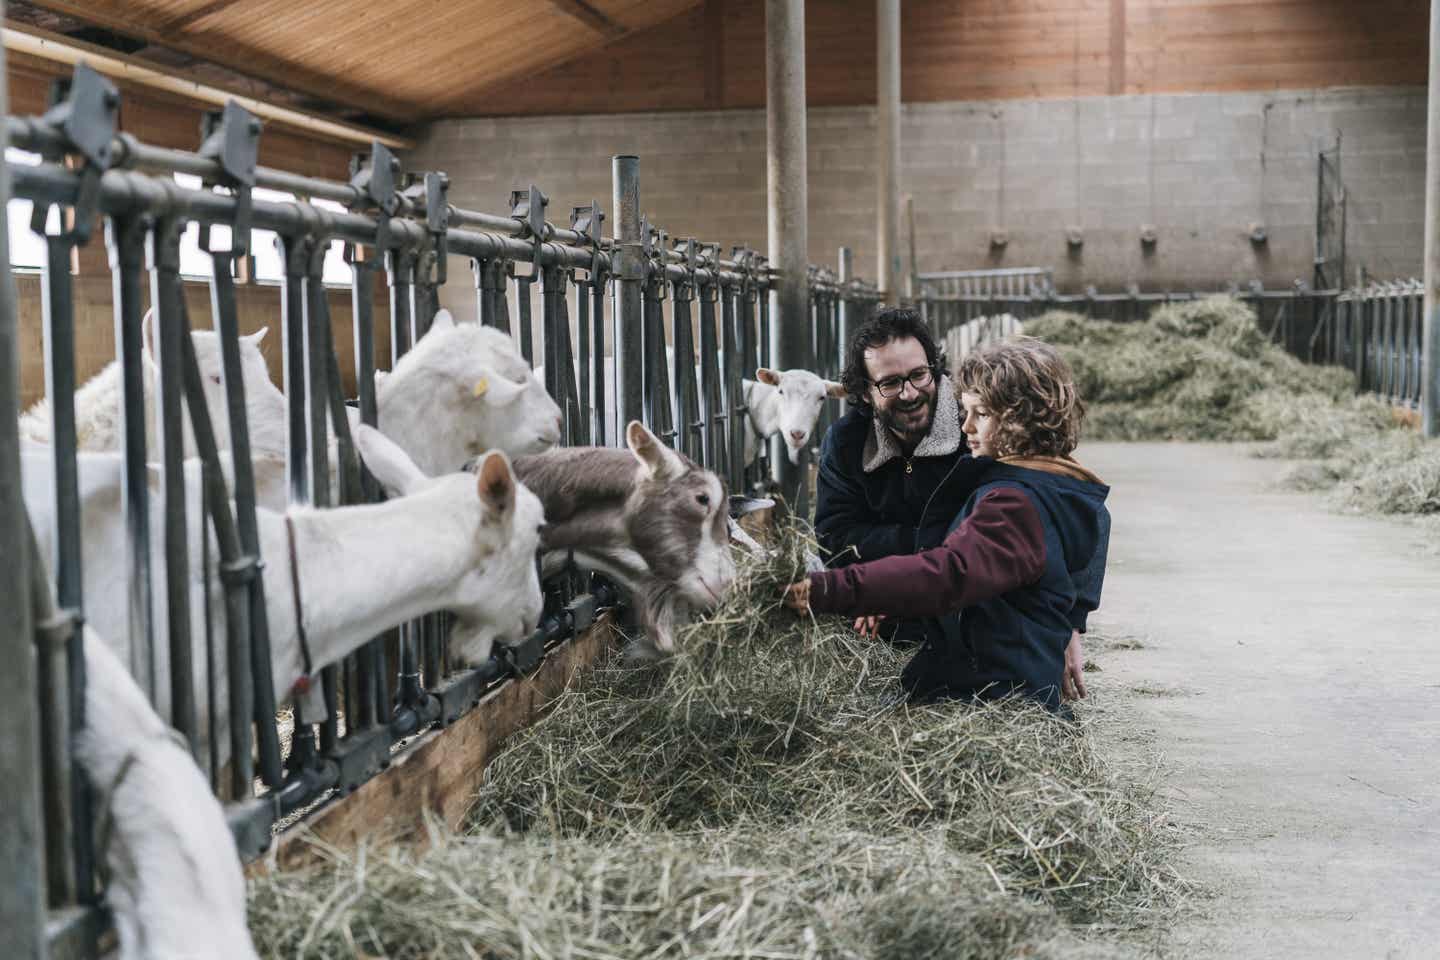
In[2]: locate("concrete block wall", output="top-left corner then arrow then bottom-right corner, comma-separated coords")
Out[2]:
411,85 -> 1425,304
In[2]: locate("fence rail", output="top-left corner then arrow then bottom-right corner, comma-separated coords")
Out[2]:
1,63 -> 879,956
918,275 -> 1423,410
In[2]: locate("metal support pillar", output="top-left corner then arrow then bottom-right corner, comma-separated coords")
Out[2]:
612,156 -> 644,430
0,22 -> 48,950
1425,0 -> 1440,436
877,0 -> 901,300
766,0 -> 810,495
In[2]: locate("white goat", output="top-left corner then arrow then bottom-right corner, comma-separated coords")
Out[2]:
944,312 -> 1024,364
541,352 -> 842,466
370,309 -> 561,475
22,425 -> 545,774
741,367 -> 845,465
18,312 -> 285,459
79,627 -> 258,960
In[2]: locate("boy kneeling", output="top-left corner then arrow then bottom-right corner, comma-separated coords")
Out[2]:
784,337 -> 1110,712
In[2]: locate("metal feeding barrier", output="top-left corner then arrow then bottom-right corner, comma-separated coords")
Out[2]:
917,269 -> 1423,410
0,62 -> 880,954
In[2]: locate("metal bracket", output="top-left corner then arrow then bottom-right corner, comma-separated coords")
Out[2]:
645,220 -> 669,301
425,171 -> 450,284
570,200 -> 605,280
35,63 -> 119,244
566,592 -> 597,634
329,726 -> 391,796
501,629 -> 545,677
349,141 -> 400,257
197,101 -> 260,257
510,184 -> 549,280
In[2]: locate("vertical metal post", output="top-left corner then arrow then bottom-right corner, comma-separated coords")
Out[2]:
150,217 -> 197,752
207,250 -> 280,790
106,217 -> 155,702
591,277 -> 608,447
877,0 -> 901,299
613,156 -> 644,430
0,24 -> 49,946
838,246 -> 853,364
1424,0 -> 1440,435
766,0 -> 810,493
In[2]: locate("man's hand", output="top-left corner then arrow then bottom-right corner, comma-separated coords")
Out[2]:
782,579 -> 812,614
853,614 -> 887,639
1062,629 -> 1087,702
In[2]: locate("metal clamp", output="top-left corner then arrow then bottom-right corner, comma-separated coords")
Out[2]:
570,200 -> 605,281
33,63 -> 120,244
501,629 -> 545,677
196,101 -> 260,257
510,184 -> 550,280
349,141 -> 400,257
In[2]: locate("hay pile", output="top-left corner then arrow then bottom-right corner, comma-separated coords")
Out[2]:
249,529 -> 1186,958
1030,297 -> 1440,516
1028,297 -> 1354,443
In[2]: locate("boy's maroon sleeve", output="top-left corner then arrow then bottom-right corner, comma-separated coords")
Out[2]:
806,487 -> 1046,618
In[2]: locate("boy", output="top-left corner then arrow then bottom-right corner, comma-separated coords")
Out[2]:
783,337 -> 1110,711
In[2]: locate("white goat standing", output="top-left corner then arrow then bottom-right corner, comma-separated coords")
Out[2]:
21,425 -> 545,775
741,367 -> 845,466
78,628 -> 258,960
18,312 -> 284,459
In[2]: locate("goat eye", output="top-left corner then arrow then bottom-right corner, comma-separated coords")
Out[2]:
777,389 -> 784,395
696,493 -> 710,508
208,374 -> 222,384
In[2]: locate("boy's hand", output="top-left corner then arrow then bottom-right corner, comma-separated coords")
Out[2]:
853,614 -> 887,639
1062,629 -> 1087,701
782,579 -> 812,614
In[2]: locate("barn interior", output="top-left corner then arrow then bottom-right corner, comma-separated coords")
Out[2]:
3,3 -> 1438,959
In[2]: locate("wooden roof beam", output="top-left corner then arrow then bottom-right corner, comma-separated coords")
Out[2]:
548,0 -> 626,40
163,0 -> 250,33
20,0 -> 417,121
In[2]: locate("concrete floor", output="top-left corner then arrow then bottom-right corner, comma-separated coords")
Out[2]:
1078,442 -> 1440,960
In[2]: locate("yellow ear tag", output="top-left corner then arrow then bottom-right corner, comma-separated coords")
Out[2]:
472,377 -> 489,398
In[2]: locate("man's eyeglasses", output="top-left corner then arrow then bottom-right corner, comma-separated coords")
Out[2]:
870,366 -> 935,399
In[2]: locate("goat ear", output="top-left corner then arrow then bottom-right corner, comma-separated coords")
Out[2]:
474,450 -> 516,516
626,420 -> 683,479
472,373 -> 523,405
245,326 -> 268,347
431,308 -> 456,332
824,379 -> 846,398
755,367 -> 780,386
354,424 -> 428,495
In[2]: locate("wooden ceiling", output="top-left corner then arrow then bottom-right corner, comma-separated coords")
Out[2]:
14,0 -> 703,124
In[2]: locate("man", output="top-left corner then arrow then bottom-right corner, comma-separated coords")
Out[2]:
813,307 -> 1087,701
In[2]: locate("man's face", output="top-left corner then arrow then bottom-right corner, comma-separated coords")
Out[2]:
863,336 -> 937,442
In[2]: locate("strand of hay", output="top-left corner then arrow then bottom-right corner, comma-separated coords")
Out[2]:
249,528 -> 1187,957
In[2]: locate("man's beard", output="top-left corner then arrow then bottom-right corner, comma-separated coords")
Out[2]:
876,387 -> 936,444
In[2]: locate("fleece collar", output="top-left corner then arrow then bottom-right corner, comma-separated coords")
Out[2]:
862,376 -> 963,473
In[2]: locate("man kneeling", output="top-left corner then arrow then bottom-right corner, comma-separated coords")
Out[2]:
784,337 -> 1110,711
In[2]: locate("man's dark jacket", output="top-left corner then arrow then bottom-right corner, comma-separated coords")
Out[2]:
813,401 -> 986,568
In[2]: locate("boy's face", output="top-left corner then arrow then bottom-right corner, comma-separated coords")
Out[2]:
863,336 -> 936,442
960,391 -> 1001,458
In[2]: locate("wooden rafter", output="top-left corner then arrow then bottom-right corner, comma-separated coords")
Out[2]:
547,0 -> 626,39
162,0 -> 250,33
20,0 -> 415,120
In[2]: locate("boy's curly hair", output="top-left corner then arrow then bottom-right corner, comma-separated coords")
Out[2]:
955,337 -> 1086,458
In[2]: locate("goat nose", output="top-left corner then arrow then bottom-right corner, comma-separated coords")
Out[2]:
788,430 -> 806,443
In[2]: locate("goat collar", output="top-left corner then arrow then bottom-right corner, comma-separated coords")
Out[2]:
862,376 -> 963,473
285,514 -> 315,695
